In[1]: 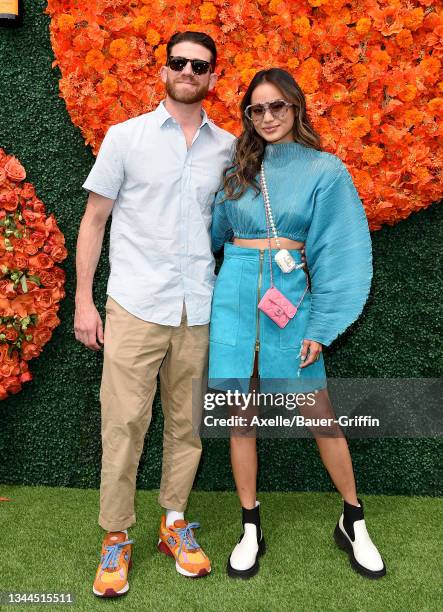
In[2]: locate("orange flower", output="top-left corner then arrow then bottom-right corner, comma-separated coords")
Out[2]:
368,4 -> 403,36
395,29 -> 413,49
292,16 -> 311,37
398,84 -> 417,103
28,253 -> 54,270
348,116 -> 371,137
0,281 -> 16,299
38,309 -> 60,330
109,38 -> 130,59
57,14 -> 75,32
32,327 -> 52,347
253,34 -> 267,48
240,68 -> 257,85
101,76 -> 118,95
132,16 -> 149,33
356,18 -> 371,35
154,44 -> 167,65
146,28 -> 161,46
234,53 -> 254,70
21,341 -> 41,361
85,49 -> 106,71
362,145 -> 384,165
287,57 -> 299,70
427,98 -> 443,117
372,49 -> 391,65
4,157 -> 26,182
403,108 -> 423,126
402,8 -> 424,32
199,2 -> 217,22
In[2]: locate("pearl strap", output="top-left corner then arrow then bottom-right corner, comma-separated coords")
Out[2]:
260,162 -> 281,249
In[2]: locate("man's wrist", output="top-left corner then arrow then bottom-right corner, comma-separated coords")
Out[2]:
75,292 -> 94,307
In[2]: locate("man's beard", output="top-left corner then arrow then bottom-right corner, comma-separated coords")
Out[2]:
166,77 -> 209,104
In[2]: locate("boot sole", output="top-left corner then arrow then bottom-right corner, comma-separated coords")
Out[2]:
333,523 -> 386,579
226,536 -> 266,579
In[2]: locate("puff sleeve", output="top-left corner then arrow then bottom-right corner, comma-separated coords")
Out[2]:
303,159 -> 373,347
211,190 -> 234,253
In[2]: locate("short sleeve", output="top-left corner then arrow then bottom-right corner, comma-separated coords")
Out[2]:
303,160 -> 373,347
211,190 -> 234,253
82,125 -> 124,201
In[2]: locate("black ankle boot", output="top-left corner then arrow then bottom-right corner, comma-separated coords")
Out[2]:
227,503 -> 266,579
343,497 -> 365,540
334,497 -> 386,579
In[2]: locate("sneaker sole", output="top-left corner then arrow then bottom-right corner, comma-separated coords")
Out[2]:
157,539 -> 211,578
226,536 -> 266,580
92,559 -> 132,597
333,523 -> 386,579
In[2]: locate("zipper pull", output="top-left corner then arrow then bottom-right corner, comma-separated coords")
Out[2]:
255,339 -> 260,351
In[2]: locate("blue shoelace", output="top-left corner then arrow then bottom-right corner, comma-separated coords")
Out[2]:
101,539 -> 134,571
177,522 -> 201,557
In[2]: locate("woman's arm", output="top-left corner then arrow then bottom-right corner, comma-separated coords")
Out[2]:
211,190 -> 234,253
303,159 -> 373,347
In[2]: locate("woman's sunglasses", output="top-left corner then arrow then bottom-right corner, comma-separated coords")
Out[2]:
244,100 -> 294,122
167,56 -> 213,76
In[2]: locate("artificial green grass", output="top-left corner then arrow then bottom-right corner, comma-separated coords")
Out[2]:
0,486 -> 441,611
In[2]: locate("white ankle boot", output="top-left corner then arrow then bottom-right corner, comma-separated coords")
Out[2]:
227,503 -> 266,579
334,497 -> 386,579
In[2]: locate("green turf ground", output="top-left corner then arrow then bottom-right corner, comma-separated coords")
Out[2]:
0,486 -> 441,612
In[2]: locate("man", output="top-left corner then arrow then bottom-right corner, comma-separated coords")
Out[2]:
74,31 -> 235,597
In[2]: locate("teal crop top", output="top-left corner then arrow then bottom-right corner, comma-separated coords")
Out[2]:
210,141 -> 373,347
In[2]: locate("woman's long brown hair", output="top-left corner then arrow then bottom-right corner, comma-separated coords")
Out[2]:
222,68 -> 323,201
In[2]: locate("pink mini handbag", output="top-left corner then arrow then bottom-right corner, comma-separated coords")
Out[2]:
257,167 -> 309,329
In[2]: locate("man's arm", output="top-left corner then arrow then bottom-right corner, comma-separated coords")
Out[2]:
74,192 -> 114,351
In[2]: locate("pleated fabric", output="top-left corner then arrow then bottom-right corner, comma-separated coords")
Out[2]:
210,141 -> 373,349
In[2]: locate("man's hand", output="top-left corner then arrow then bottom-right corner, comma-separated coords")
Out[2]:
74,301 -> 104,351
299,339 -> 322,368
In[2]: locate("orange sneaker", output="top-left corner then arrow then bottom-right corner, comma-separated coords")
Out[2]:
92,531 -> 133,598
158,516 -> 211,578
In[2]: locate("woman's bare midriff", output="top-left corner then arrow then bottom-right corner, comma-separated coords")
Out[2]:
233,237 -> 305,250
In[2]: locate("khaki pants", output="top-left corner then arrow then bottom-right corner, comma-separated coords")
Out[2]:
99,296 -> 208,532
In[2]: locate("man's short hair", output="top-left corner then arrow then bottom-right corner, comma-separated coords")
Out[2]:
166,31 -> 217,68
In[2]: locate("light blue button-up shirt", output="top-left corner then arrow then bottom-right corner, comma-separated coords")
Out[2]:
82,100 -> 235,326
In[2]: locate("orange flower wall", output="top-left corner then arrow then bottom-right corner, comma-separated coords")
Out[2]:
0,149 -> 67,399
45,0 -> 443,230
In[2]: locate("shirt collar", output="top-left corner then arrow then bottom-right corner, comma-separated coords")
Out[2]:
154,99 -> 216,132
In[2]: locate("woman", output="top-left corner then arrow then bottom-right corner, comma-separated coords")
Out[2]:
209,68 -> 386,580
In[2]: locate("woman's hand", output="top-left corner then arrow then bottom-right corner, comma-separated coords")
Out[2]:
299,339 -> 322,368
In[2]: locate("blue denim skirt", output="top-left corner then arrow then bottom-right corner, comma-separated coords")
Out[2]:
208,243 -> 327,394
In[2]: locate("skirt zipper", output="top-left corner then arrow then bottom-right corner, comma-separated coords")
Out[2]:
253,249 -> 264,373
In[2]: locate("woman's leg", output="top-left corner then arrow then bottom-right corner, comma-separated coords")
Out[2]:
227,353 -> 265,578
301,388 -> 386,578
230,436 -> 257,508
315,436 -> 358,505
300,388 -> 358,504
229,351 -> 260,508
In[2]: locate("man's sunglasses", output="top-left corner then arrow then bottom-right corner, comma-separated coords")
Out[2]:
167,56 -> 213,76
244,100 -> 294,122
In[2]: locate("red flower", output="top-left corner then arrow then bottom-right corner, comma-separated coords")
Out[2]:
0,148 -> 67,399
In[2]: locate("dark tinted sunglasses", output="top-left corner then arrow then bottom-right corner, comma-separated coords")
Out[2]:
167,56 -> 213,76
